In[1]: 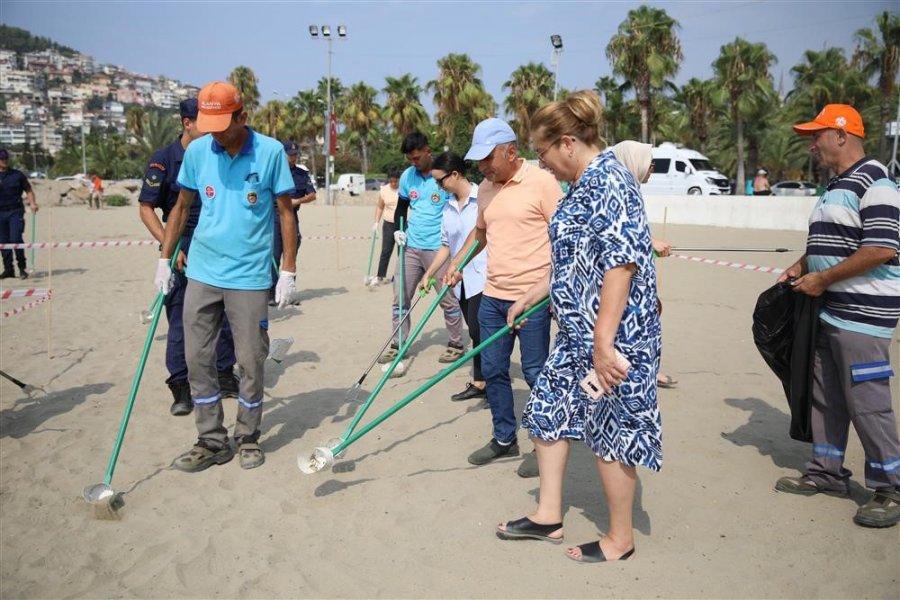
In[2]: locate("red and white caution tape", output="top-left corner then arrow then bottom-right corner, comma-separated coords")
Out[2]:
0,236 -> 369,250
673,253 -> 785,275
1,288 -> 50,300
1,291 -> 51,319
0,240 -> 158,250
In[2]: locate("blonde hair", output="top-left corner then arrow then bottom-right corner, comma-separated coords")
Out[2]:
530,90 -> 605,148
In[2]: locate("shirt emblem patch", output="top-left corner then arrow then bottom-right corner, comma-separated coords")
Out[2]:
205,185 -> 215,198
431,192 -> 441,203
410,190 -> 419,200
247,192 -> 258,205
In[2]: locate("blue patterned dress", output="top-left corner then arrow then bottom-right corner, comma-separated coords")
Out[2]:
521,150 -> 662,471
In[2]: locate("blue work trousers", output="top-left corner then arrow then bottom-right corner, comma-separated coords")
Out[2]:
0,208 -> 27,272
478,295 -> 551,445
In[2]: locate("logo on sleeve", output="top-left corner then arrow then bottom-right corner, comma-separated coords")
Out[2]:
205,185 -> 215,198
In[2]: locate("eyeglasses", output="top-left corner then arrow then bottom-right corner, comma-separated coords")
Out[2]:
535,137 -> 561,163
435,172 -> 454,188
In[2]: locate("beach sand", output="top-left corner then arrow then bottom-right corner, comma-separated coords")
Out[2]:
1,194 -> 898,599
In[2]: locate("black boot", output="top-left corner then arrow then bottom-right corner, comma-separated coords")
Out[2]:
218,368 -> 240,399
0,269 -> 14,279
167,380 -> 193,416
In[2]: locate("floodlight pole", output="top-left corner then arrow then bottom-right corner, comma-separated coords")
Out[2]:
887,92 -> 900,178
550,35 -> 563,101
310,25 -> 347,206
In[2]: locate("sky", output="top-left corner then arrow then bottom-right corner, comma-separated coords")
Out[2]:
1,0 -> 895,115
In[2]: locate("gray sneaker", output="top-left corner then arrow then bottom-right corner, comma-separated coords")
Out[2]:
468,438 -> 519,465
854,487 -> 900,528
775,475 -> 849,498
517,450 -> 539,478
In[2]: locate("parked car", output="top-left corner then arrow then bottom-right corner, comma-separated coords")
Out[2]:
641,143 -> 730,196
330,173 -> 365,196
365,178 -> 386,191
28,171 -> 47,179
770,180 -> 818,197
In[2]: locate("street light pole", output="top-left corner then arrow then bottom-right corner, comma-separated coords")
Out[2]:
550,34 -> 563,101
81,121 -> 87,176
310,24 -> 347,206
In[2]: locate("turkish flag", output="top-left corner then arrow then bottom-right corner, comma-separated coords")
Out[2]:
328,112 -> 338,157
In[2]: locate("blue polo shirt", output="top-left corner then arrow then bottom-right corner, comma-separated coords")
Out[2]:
137,137 -> 201,238
399,165 -> 449,250
177,128 -> 295,290
0,168 -> 31,211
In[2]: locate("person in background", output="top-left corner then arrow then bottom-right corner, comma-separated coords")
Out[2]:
138,98 -> 238,416
90,173 -> 104,209
753,169 -> 771,195
270,140 -> 316,306
610,140 -> 678,390
369,166 -> 402,286
775,104 -> 900,528
419,152 -> 488,402
0,148 -> 38,280
497,90 -> 661,562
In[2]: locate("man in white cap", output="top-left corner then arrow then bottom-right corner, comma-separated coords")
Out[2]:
445,117 -> 561,477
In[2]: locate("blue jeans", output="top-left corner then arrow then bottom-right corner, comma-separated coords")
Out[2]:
0,208 -> 26,272
478,295 -> 551,445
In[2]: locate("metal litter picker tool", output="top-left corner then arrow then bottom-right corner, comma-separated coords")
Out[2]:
83,242 -> 181,513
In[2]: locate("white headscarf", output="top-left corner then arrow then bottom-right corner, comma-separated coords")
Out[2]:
611,140 -> 653,183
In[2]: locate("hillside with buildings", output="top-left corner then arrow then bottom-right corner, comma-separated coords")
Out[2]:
0,26 -> 198,158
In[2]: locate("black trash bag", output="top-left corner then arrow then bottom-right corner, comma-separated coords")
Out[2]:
752,281 -> 820,442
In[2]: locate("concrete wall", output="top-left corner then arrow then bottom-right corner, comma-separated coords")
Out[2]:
644,195 -> 817,231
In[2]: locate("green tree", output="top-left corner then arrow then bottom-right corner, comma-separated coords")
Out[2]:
251,100 -> 290,139
339,82 -> 381,174
289,90 -> 325,178
675,78 -> 723,153
228,65 -> 260,115
125,105 -> 146,141
502,62 -> 555,141
713,37 -> 777,194
138,110 -> 181,155
427,53 -> 496,149
853,11 -> 900,161
383,74 -> 430,137
606,5 -> 683,143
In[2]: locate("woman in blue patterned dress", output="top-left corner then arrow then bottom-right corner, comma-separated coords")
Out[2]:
496,90 -> 661,563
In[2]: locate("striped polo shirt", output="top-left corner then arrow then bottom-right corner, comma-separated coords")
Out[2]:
806,157 -> 900,338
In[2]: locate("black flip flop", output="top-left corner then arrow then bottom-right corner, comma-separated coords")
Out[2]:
496,516 -> 563,544
567,540 -> 635,563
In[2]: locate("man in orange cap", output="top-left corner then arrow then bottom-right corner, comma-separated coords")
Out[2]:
775,104 -> 900,528
155,81 -> 298,472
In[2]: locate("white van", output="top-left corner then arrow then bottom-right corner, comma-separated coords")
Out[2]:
641,143 -> 730,196
330,173 -> 365,196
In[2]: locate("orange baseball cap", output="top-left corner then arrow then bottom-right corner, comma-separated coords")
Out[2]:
793,104 -> 865,138
197,81 -> 243,133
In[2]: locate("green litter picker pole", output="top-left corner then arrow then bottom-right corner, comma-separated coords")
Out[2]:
339,241 -> 480,442
300,297 -> 549,473
83,239 -> 182,504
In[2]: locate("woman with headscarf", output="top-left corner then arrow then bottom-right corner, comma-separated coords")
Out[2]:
611,141 -> 678,389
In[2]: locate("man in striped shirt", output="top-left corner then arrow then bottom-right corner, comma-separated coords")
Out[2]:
774,104 -> 900,528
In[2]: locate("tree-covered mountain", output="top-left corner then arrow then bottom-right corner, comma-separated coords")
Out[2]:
0,24 -> 77,57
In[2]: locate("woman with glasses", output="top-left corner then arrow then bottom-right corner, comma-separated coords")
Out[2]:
497,90 -> 661,563
417,152 -> 489,402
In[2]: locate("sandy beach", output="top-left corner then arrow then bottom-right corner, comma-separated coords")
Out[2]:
1,189 -> 898,599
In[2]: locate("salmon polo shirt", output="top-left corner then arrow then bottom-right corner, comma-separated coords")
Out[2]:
476,158 -> 561,300
177,128 -> 295,290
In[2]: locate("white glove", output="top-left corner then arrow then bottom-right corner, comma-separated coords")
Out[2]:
394,231 -> 407,247
155,258 -> 173,295
372,222 -> 379,233
275,270 -> 296,309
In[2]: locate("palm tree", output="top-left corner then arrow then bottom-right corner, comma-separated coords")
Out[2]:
251,100 -> 290,139
853,11 -> 900,161
502,62 -> 555,141
125,105 -> 145,141
790,48 -> 872,114
594,75 -> 628,145
139,110 -> 181,155
676,78 -> 722,153
289,89 -> 325,177
427,53 -> 496,148
383,74 -> 430,137
228,65 -> 260,114
340,82 -> 381,174
606,5 -> 683,143
713,37 -> 777,194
